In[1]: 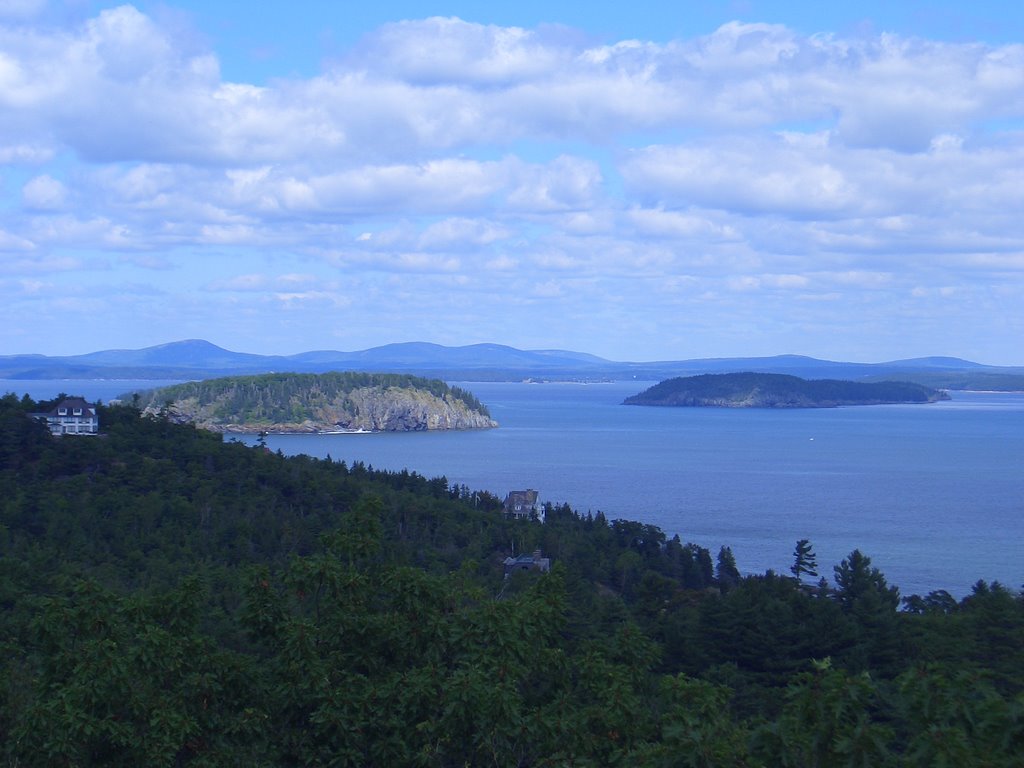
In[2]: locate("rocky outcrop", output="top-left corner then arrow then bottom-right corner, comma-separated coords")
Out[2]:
335,387 -> 496,431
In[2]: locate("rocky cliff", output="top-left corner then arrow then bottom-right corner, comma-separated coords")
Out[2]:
333,386 -> 495,431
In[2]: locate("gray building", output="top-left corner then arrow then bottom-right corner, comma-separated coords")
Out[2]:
503,489 -> 542,521
503,550 -> 551,576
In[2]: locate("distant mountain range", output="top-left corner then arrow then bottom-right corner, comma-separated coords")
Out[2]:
2,339 -> 1023,390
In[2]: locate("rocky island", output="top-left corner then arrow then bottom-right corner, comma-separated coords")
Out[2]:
126,372 -> 497,433
624,372 -> 950,408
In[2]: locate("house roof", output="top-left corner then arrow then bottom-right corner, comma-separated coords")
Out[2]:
45,397 -> 96,416
506,554 -> 539,565
503,550 -> 551,571
504,489 -> 539,506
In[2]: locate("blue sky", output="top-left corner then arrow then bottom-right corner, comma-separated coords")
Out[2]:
2,1 -> 1023,363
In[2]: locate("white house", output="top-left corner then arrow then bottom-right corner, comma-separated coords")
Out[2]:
39,397 -> 99,435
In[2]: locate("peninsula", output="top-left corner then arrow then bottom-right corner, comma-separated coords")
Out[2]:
126,372 -> 497,433
623,372 -> 950,408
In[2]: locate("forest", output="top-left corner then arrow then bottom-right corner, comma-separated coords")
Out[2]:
1,392 -> 1022,766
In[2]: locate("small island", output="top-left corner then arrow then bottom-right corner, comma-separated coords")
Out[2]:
623,372 -> 950,408
126,372 -> 497,433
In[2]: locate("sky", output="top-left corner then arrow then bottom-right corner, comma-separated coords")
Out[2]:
1,1 -> 1023,364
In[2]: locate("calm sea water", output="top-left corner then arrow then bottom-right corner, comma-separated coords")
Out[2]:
6,379 -> 1023,598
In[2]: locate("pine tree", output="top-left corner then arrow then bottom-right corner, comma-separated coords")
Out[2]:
790,538 -> 818,584
832,549 -> 899,612
716,545 -> 741,591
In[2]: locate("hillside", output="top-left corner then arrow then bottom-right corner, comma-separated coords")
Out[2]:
1,393 -> 1022,766
126,372 -> 497,432
624,372 -> 950,408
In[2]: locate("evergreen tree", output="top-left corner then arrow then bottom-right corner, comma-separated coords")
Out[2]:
790,538 -> 818,583
716,546 -> 740,592
833,549 -> 899,612
832,549 -> 904,674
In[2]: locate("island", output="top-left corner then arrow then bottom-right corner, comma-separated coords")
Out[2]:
623,372 -> 950,408
125,372 -> 498,433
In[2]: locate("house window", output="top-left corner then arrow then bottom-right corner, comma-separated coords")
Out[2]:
73,408 -> 82,416
58,408 -> 67,415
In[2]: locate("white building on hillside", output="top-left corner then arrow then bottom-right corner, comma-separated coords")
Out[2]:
38,397 -> 99,435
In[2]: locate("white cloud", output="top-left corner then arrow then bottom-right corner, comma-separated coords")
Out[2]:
206,273 -> 272,292
207,273 -> 321,292
0,227 -> 36,251
308,158 -> 510,213
485,254 -> 518,271
622,138 -> 858,216
0,10 -> 1021,170
727,275 -> 761,292
556,210 -> 615,235
22,174 -> 66,209
26,214 -> 132,248
762,273 -> 811,289
627,207 -> 739,240
966,253 -> 1024,270
273,290 -> 351,309
0,143 -> 53,163
506,155 -> 602,211
531,280 -> 565,298
199,223 -> 258,244
417,217 -> 511,249
348,17 -> 572,85
824,271 -> 894,288
321,246 -> 462,274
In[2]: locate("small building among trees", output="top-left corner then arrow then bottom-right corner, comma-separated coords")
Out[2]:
503,550 -> 551,577
503,489 -> 542,521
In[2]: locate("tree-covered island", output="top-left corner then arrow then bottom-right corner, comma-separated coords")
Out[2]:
624,372 -> 950,408
126,372 -> 497,433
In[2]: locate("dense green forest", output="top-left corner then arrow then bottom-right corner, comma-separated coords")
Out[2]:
625,373 -> 950,408
1,392 -> 1022,766
126,372 -> 495,432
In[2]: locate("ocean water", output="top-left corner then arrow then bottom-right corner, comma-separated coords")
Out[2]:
6,379 -> 1023,598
